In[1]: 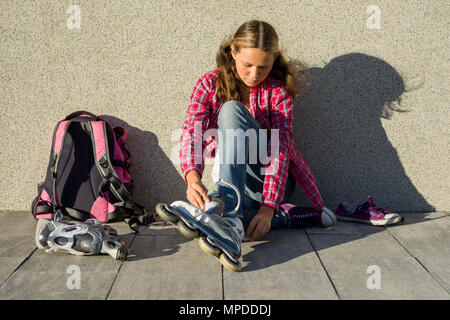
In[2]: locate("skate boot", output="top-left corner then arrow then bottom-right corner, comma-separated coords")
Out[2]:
35,211 -> 128,260
155,180 -> 243,272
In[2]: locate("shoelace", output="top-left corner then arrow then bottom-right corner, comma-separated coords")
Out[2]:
358,197 -> 390,217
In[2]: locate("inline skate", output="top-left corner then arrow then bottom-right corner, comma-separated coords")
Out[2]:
35,211 -> 128,260
155,180 -> 243,272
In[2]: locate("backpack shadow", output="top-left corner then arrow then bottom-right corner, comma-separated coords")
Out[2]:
100,115 -> 187,259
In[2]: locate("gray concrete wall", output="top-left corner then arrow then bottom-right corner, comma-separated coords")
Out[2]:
1,0 -> 448,212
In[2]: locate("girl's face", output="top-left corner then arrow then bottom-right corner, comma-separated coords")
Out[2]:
230,45 -> 275,88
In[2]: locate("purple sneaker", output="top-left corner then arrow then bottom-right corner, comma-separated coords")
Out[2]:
280,204 -> 337,228
335,196 -> 402,226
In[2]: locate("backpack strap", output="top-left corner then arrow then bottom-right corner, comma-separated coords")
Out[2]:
49,119 -> 72,211
125,202 -> 159,233
87,121 -> 159,231
94,121 -> 131,204
87,120 -> 134,207
65,110 -> 100,121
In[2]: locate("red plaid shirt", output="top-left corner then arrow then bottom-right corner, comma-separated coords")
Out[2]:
180,69 -> 324,212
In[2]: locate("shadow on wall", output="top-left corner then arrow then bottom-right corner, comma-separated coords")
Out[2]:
288,52 -> 435,213
240,53 -> 441,272
99,116 -> 186,211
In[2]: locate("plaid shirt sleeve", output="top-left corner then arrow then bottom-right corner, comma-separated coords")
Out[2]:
180,76 -> 211,181
260,87 -> 293,212
290,145 -> 324,211
260,86 -> 324,212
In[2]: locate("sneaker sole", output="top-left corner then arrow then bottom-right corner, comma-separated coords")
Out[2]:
336,215 -> 402,226
321,207 -> 337,227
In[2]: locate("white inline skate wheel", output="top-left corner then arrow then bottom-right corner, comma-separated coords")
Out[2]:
115,247 -> 128,261
219,253 -> 242,272
35,218 -> 52,249
155,203 -> 178,223
198,236 -> 220,256
177,219 -> 199,239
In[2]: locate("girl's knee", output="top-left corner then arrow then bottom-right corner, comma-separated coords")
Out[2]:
218,100 -> 246,125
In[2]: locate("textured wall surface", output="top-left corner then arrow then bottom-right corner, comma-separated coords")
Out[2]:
1,0 -> 448,212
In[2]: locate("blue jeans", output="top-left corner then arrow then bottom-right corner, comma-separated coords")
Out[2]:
208,100 -> 296,231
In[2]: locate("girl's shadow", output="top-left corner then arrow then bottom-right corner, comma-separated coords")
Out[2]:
289,52 -> 435,213
243,52 -> 436,271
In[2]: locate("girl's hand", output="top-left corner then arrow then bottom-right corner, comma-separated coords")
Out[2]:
245,206 -> 275,241
186,181 -> 210,210
185,171 -> 210,210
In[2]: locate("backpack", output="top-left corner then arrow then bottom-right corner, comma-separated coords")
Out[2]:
31,111 -> 154,231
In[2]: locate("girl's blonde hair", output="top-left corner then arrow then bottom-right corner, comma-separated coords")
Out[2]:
215,20 -> 309,102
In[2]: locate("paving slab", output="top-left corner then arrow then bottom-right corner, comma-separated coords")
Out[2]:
0,211 -> 38,284
223,229 -> 338,300
308,229 -> 449,299
107,225 -> 222,300
0,213 -> 136,300
135,220 -> 180,236
385,212 -> 450,293
395,211 -> 448,223
306,218 -> 382,235
0,248 -> 126,299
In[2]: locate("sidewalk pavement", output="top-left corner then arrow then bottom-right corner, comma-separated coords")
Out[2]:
0,210 -> 448,300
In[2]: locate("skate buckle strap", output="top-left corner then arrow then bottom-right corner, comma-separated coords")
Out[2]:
192,208 -> 204,221
125,204 -> 158,233
216,180 -> 241,217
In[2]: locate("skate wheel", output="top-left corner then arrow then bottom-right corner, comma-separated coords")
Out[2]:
198,236 -> 220,256
155,203 -> 178,223
219,253 -> 242,272
116,247 -> 128,261
177,219 -> 199,239
35,219 -> 52,249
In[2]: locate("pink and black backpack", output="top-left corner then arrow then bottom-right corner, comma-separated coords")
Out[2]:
32,111 -> 153,231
